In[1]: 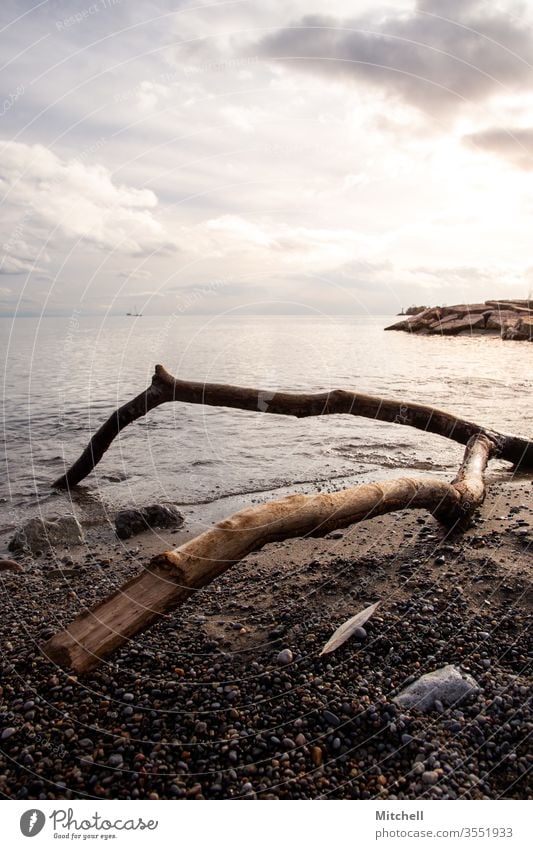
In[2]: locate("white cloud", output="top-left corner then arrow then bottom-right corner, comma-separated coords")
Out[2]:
117,268 -> 153,279
254,1 -> 533,116
1,0 -> 533,314
0,139 -> 176,256
1,231 -> 48,275
136,80 -> 171,111
199,215 -> 371,271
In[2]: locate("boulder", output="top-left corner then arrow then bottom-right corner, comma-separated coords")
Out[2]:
9,515 -> 84,553
507,305 -> 533,315
513,317 -> 533,340
386,299 -> 532,339
393,664 -> 479,712
503,317 -> 533,341
432,313 -> 486,335
485,310 -> 519,331
427,313 -> 462,331
115,503 -> 184,539
485,299 -> 533,312
439,303 -> 491,317
385,307 -> 439,332
407,307 -> 440,329
384,318 -> 410,331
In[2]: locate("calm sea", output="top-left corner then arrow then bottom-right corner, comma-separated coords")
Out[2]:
1,314 -> 531,535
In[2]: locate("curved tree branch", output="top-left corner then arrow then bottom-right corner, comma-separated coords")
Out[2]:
52,364 -> 532,490
43,435 -> 494,673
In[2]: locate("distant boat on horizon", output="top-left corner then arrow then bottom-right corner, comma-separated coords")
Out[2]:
126,305 -> 142,316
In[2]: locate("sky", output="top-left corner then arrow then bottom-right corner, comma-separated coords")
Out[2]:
2,0 -> 533,316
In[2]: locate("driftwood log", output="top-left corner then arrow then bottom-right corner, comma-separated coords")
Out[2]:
52,365 -> 533,492
44,434 -> 494,673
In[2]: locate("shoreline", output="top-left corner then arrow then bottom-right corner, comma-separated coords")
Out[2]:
0,476 -> 531,799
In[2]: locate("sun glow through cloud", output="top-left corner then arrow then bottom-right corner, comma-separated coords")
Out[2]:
1,0 -> 533,315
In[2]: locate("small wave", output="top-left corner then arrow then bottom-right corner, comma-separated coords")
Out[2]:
402,459 -> 450,472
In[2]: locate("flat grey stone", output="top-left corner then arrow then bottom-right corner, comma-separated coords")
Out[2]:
393,664 -> 479,712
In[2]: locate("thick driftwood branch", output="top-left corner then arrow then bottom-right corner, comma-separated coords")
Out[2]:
43,435 -> 494,673
52,365 -> 532,490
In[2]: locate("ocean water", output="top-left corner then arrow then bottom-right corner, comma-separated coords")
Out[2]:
1,314 -> 531,534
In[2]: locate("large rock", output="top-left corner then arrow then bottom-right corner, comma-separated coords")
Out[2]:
427,313 -> 466,331
485,299 -> 533,313
386,299 -> 532,339
115,503 -> 184,539
485,310 -> 519,331
511,317 -> 533,340
393,664 -> 479,712
9,515 -> 84,553
440,303 -> 491,317
431,313 -> 486,336
407,307 -> 440,330
385,307 -> 439,332
384,317 -> 411,331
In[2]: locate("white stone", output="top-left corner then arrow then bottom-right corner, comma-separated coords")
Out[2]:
393,664 -> 479,712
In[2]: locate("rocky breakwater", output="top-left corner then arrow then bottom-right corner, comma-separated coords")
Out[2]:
385,299 -> 533,340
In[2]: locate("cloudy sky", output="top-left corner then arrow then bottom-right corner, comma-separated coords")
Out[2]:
2,0 -> 533,316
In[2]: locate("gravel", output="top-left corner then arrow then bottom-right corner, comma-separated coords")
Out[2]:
0,481 -> 531,800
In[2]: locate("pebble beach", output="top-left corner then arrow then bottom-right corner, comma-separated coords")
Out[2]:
1,477 -> 531,800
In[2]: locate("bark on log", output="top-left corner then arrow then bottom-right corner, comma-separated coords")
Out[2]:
43,435 -> 494,673
52,365 -> 533,492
